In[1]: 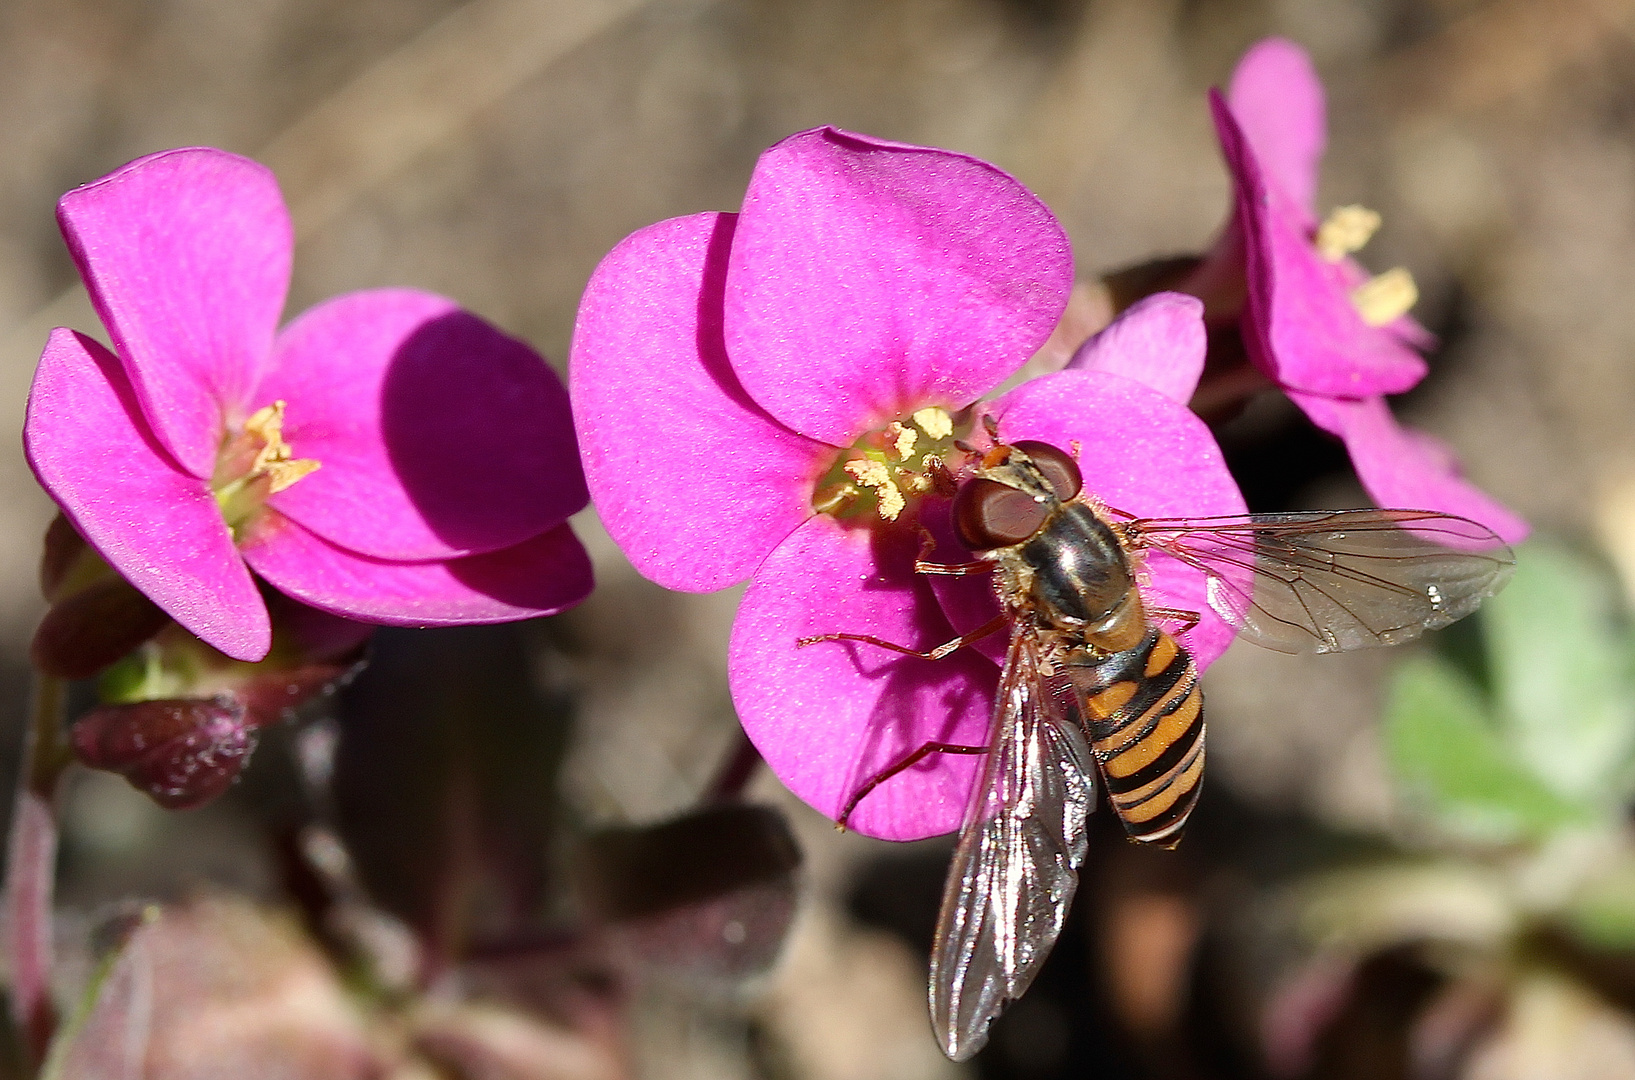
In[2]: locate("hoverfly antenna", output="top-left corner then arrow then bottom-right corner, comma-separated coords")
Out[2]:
980,414 -> 1001,440
926,456 -> 958,497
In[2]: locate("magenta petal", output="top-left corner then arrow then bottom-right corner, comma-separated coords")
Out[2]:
571,212 -> 833,592
24,329 -> 269,660
241,514 -> 593,625
729,516 -> 997,841
982,369 -> 1249,669
1211,94 -> 1428,399
1228,38 -> 1326,216
58,148 -> 291,479
725,127 -> 1074,444
1065,292 -> 1207,404
1290,391 -> 1530,544
919,497 -> 1008,669
259,289 -> 585,560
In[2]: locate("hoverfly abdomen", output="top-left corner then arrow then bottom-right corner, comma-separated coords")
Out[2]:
1065,628 -> 1204,848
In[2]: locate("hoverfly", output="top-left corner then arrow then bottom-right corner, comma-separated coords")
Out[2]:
801,433 -> 1514,1061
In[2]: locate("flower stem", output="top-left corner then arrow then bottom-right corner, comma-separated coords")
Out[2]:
5,671 -> 68,1071
24,674 -> 68,798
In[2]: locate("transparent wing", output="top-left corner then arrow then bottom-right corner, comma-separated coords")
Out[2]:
929,630 -> 1096,1061
1120,509 -> 1515,654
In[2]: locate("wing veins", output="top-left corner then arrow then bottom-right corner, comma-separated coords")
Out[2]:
1122,509 -> 1515,653
928,631 -> 1095,1061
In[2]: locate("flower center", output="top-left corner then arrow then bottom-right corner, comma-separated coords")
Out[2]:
812,406 -> 961,524
211,400 -> 321,535
1315,204 -> 1420,328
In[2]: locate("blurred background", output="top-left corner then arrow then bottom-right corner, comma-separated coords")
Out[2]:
2,0 -> 1634,1077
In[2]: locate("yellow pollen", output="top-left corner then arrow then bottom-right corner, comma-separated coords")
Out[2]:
844,458 -> 906,521
912,406 -> 953,441
264,459 -> 323,493
1316,205 -> 1382,261
242,400 -> 321,492
887,422 -> 918,461
1351,267 -> 1419,327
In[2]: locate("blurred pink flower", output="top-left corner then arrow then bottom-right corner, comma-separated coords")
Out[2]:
25,148 -> 592,663
571,128 -> 1244,840
1202,38 -> 1526,541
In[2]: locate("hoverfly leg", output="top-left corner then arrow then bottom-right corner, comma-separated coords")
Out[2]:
1147,606 -> 1202,637
837,741 -> 989,831
797,615 -> 1007,661
914,526 -> 995,577
914,559 -> 994,577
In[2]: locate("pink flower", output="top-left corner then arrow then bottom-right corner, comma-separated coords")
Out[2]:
1199,38 -> 1526,541
24,148 -> 592,663
571,128 -> 1246,840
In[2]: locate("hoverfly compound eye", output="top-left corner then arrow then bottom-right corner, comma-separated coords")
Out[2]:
1011,441 -> 1082,501
954,477 -> 1051,550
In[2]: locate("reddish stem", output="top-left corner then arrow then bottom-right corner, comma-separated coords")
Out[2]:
4,672 -> 66,1072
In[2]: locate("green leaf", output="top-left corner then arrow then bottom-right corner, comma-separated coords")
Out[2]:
1484,544 -> 1635,806
1385,656 -> 1588,840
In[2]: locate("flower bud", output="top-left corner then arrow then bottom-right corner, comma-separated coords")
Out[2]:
72,697 -> 256,810
38,512 -> 89,601
31,577 -> 171,680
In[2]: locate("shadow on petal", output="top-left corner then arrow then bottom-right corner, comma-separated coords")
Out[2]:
379,310 -> 587,552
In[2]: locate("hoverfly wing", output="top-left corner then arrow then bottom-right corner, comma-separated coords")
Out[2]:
1122,509 -> 1515,654
930,631 -> 1096,1061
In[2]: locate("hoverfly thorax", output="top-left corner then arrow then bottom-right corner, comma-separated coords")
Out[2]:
953,440 -> 1143,649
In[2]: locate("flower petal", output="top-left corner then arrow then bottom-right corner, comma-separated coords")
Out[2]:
1065,292 -> 1207,404
240,514 -> 593,625
1228,37 -> 1325,216
58,148 -> 291,479
918,497 -> 1009,668
1290,391 -> 1530,544
570,212 -> 833,592
725,127 -> 1074,444
1211,93 -> 1429,399
24,329 -> 269,660
259,289 -> 586,560
729,516 -> 997,841
982,369 -> 1250,669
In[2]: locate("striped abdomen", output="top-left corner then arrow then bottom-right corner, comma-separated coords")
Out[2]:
1064,629 -> 1204,847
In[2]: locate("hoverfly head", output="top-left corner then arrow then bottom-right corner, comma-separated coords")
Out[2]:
952,439 -> 1083,551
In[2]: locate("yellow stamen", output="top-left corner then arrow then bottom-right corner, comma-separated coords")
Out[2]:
811,482 -> 857,516
1352,267 -> 1419,327
1316,205 -> 1382,262
264,458 -> 322,493
241,399 -> 321,492
244,401 -> 292,471
844,459 -> 905,521
912,406 -> 953,441
887,422 -> 918,461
